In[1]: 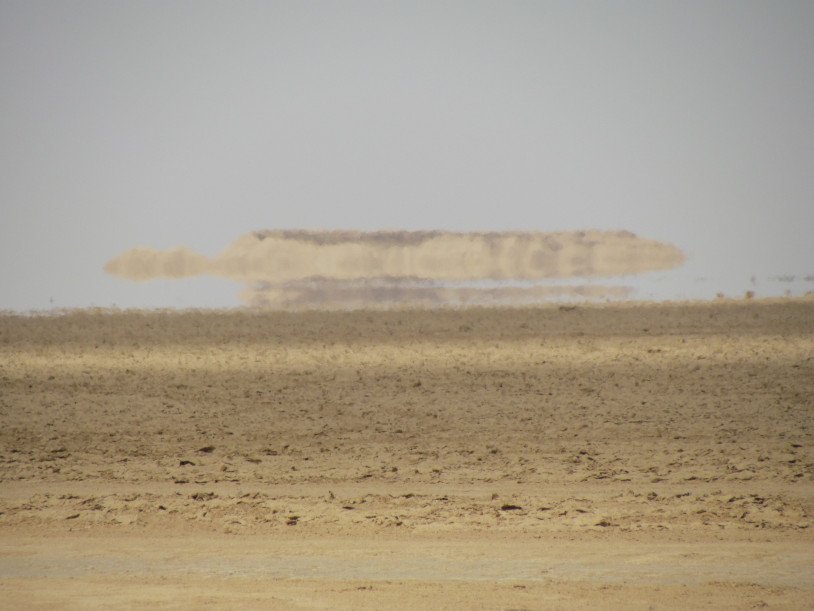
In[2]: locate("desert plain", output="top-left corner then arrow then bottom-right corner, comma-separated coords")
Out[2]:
1,298 -> 813,609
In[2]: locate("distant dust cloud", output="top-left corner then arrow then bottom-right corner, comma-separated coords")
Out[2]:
105,230 -> 685,307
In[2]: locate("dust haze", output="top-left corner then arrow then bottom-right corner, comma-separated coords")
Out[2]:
105,230 -> 685,307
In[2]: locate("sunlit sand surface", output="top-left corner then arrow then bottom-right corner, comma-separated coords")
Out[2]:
1,299 -> 812,608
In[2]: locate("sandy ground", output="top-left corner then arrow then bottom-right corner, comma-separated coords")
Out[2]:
1,299 -> 813,609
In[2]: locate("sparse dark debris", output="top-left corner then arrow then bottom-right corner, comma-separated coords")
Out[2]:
191,492 -> 216,501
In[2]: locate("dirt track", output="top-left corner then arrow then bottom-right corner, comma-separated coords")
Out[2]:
1,299 -> 813,609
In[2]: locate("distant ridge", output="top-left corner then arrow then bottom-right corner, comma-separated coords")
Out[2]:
105,229 -> 684,307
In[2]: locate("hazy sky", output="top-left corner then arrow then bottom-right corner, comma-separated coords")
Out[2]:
2,1 -> 813,310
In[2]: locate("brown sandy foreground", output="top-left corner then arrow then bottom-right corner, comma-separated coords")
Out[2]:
1,299 -> 813,609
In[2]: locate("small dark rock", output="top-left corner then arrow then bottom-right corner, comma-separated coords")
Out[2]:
191,492 -> 216,501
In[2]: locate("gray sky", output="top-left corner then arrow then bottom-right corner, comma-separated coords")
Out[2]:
2,1 -> 813,310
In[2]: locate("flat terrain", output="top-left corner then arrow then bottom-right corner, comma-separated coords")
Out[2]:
1,299 -> 813,609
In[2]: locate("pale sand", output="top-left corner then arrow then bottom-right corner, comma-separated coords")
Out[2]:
1,299 -> 812,609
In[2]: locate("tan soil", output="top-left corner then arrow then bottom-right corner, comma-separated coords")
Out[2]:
1,299 -> 813,609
